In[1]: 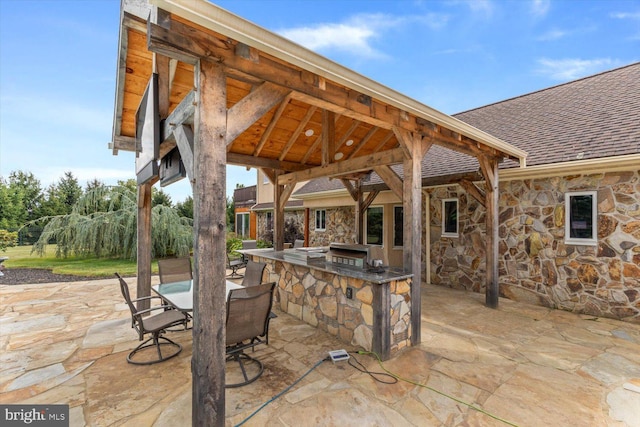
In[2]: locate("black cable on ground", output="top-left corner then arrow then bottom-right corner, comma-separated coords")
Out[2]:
347,351 -> 398,384
234,356 -> 329,427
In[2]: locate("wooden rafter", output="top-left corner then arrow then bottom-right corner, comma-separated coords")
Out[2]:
226,81 -> 290,149
252,94 -> 291,156
278,106 -> 317,161
459,179 -> 485,207
373,165 -> 403,199
347,126 -> 378,160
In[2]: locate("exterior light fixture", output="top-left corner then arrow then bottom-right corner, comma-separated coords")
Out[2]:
305,129 -> 314,137
345,139 -> 354,146
335,152 -> 344,160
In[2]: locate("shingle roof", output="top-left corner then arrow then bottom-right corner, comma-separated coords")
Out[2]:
295,62 -> 640,196
455,62 -> 640,167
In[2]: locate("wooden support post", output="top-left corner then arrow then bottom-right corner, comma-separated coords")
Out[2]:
304,208 -> 310,247
403,133 -> 423,346
480,156 -> 500,308
136,182 -> 153,312
192,59 -> 227,426
273,171 -> 285,251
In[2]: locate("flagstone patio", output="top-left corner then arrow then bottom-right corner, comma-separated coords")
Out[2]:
1,275 -> 639,426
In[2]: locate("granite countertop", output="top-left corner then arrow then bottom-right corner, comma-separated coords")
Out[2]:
239,248 -> 413,284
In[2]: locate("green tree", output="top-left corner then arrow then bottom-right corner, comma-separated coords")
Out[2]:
0,178 -> 25,230
39,172 -> 83,217
31,184 -> 193,260
226,195 -> 235,230
176,196 -> 193,219
152,188 -> 173,207
8,171 -> 43,222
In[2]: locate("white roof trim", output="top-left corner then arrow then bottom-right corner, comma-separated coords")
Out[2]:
150,0 -> 527,165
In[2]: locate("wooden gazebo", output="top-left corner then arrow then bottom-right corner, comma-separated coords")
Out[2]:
111,0 -> 527,424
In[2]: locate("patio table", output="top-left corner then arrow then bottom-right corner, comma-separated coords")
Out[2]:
152,279 -> 242,312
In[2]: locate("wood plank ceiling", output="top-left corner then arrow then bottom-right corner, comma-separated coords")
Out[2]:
113,9 -> 525,185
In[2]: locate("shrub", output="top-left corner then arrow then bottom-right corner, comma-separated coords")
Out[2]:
0,229 -> 18,252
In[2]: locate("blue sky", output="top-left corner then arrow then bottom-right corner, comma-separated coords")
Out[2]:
1,0 -> 638,204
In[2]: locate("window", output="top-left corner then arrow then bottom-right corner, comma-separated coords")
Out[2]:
366,206 -> 384,245
565,191 -> 597,245
442,199 -> 458,238
393,206 -> 403,247
236,212 -> 250,238
265,211 -> 273,231
315,209 -> 326,231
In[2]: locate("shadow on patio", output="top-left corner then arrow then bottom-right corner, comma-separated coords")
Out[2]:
1,276 -> 639,426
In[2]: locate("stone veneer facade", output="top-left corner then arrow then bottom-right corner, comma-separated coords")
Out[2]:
428,170 -> 640,323
256,210 -> 305,243
258,256 -> 413,356
309,206 -> 357,246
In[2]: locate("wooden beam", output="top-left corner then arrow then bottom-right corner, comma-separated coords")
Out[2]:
226,81 -> 291,149
361,190 -> 379,211
173,124 -> 195,184
300,132 -> 322,165
252,94 -> 291,157
321,110 -> 335,166
278,106 -> 317,161
162,89 -> 196,143
483,157 -> 500,309
278,147 -> 405,185
261,168 -> 276,185
227,152 -> 305,172
279,183 -> 296,212
335,119 -> 359,151
347,126 -> 378,160
478,155 -> 496,190
112,135 -> 136,152
136,182 -> 153,312
373,166 -> 403,200
273,171 -> 285,250
192,59 -> 227,425
340,178 -> 359,201
459,179 -> 485,208
403,132 -> 422,347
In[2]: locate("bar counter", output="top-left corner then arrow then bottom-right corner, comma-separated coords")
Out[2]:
240,248 -> 415,359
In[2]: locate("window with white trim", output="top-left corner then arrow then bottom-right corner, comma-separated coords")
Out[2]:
393,205 -> 403,247
442,199 -> 458,238
366,206 -> 384,245
315,209 -> 326,231
236,212 -> 250,238
565,191 -> 597,245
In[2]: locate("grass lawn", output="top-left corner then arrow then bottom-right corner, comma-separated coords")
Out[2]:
1,245 -> 153,278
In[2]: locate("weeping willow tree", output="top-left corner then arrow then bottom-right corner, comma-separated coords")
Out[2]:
30,184 -> 193,260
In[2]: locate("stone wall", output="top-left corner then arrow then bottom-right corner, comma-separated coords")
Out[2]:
255,210 -> 305,244
259,256 -> 412,355
309,206 -> 357,246
428,171 -> 640,323
428,185 -> 487,293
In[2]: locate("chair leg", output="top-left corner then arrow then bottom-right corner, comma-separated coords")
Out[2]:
225,352 -> 264,388
127,333 -> 182,365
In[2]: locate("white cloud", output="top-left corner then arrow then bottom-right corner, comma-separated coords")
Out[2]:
610,11 -> 640,20
277,12 -> 448,59
537,29 -> 567,41
535,58 -> 619,80
531,0 -> 550,18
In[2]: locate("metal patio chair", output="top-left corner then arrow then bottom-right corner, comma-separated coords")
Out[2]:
226,252 -> 246,279
225,281 -> 276,387
158,257 -> 192,284
115,273 -> 189,365
241,260 -> 266,287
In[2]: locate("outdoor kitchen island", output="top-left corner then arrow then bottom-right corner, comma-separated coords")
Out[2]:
239,245 -> 414,360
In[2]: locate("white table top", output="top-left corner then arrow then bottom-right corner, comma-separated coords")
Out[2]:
152,280 -> 242,312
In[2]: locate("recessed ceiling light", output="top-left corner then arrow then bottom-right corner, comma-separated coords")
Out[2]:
305,129 -> 314,137
345,139 -> 354,146
334,152 -> 344,160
